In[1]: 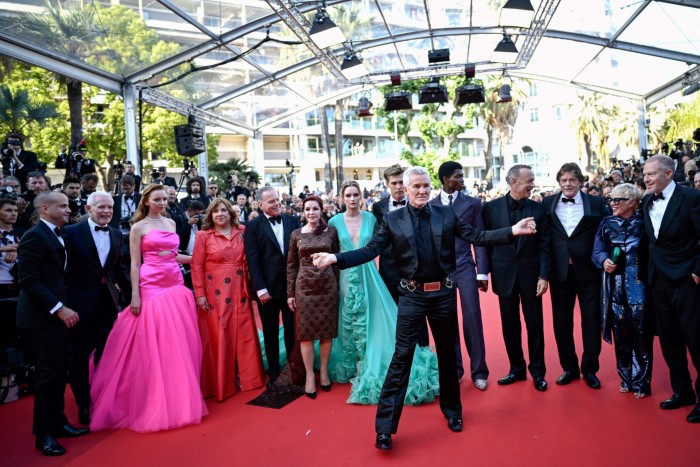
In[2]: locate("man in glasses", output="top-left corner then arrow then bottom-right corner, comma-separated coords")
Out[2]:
543,163 -> 610,391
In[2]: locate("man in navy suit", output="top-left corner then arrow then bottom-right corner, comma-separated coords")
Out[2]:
542,163 -> 610,390
313,167 -> 537,450
64,192 -> 127,426
430,161 -> 489,390
483,165 -> 550,392
641,155 -> 700,423
17,192 -> 89,456
244,186 -> 300,384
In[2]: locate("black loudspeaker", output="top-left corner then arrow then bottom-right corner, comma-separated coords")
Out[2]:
174,123 -> 206,156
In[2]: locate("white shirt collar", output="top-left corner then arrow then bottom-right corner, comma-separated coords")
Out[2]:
87,218 -> 108,233
661,180 -> 676,199
40,219 -> 59,231
560,190 -> 582,203
439,191 -> 456,205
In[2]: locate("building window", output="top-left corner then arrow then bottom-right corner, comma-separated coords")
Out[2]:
352,169 -> 359,180
530,108 -> 539,122
529,82 -> 537,97
365,169 -> 372,179
307,137 -> 320,152
555,106 -> 562,120
315,170 -> 321,182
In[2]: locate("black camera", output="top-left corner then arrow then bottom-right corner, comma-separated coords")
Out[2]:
120,216 -> 132,230
183,158 -> 194,173
0,185 -> 18,200
151,169 -> 160,181
113,160 -> 124,178
1,142 -> 15,167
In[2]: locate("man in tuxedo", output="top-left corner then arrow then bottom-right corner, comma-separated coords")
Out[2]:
543,162 -> 610,390
16,192 -> 89,456
64,192 -> 126,426
155,166 -> 177,188
313,167 -> 536,450
124,161 -> 141,193
641,155 -> 700,423
483,164 -> 550,392
180,177 -> 210,211
244,186 -> 300,384
430,161 -> 490,390
2,133 -> 38,192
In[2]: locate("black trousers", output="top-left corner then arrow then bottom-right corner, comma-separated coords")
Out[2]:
0,284 -> 21,366
258,296 -> 295,377
68,285 -> 118,410
497,286 -> 545,378
550,266 -> 601,375
375,285 -> 461,435
26,326 -> 70,437
383,276 -> 430,348
651,273 -> 700,396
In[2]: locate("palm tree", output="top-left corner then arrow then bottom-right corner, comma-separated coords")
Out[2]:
570,92 -> 607,174
20,1 -> 102,148
0,85 -> 61,137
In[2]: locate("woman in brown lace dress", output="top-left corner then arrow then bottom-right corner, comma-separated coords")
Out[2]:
287,196 -> 339,399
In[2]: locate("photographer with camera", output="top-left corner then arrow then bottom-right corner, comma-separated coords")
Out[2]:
123,162 -> 141,194
180,176 -> 210,211
61,177 -> 86,225
55,141 -> 97,180
153,166 -> 177,188
2,134 -> 38,193
176,200 -> 204,289
79,174 -> 98,207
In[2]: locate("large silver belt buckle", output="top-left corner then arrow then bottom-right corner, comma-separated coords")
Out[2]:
445,277 -> 454,289
423,281 -> 441,292
400,279 -> 416,292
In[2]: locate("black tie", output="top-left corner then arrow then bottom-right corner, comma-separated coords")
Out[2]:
561,197 -> 575,204
393,199 -> 406,207
124,195 -> 134,201
448,194 -> 453,206
652,193 -> 665,202
0,229 -> 14,237
54,227 -> 64,238
94,225 -> 109,232
268,215 -> 282,225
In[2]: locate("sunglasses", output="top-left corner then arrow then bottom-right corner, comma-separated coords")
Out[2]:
605,197 -> 630,205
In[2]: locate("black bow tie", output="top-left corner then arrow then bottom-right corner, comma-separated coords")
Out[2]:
54,227 -> 64,238
0,229 -> 14,237
561,197 -> 575,204
268,215 -> 282,225
94,225 -> 109,232
124,195 -> 134,200
652,193 -> 665,202
393,199 -> 406,207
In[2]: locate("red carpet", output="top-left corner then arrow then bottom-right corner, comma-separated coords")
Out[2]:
2,289 -> 697,466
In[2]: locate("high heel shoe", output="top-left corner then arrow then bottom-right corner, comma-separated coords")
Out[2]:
320,382 -> 332,392
305,391 -> 317,399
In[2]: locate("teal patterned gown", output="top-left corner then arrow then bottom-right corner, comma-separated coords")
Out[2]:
328,211 -> 439,405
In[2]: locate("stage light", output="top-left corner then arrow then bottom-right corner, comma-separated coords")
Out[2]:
390,73 -> 401,86
497,84 -> 512,103
454,84 -> 485,106
384,91 -> 413,111
465,64 -> 476,78
418,78 -> 449,104
341,52 -> 368,80
357,96 -> 373,117
309,5 -> 346,49
428,49 -> 450,65
492,34 -> 519,64
500,0 -> 535,28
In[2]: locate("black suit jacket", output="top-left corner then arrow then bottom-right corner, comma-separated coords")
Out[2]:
338,203 -> 512,276
372,196 -> 401,287
244,213 -> 301,300
482,196 -> 550,298
109,193 -> 141,229
5,149 -> 38,191
16,221 -> 67,330
641,184 -> 700,284
64,222 -> 126,316
542,192 -> 610,282
430,192 -> 489,277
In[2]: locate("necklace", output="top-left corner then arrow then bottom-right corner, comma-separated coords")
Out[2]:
345,211 -> 361,221
217,228 -> 232,236
146,215 -> 163,221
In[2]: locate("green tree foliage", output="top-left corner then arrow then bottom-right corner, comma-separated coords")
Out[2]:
663,94 -> 700,144
0,84 -> 61,137
208,158 -> 259,188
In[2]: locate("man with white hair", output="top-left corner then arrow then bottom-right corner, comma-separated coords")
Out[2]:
64,192 -> 127,427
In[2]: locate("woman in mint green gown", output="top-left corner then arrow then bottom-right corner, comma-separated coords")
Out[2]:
328,181 -> 439,405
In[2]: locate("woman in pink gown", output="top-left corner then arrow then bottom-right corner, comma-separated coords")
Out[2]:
191,198 -> 264,401
90,184 -> 207,432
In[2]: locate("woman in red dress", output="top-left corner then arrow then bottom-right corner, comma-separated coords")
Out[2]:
192,198 -> 264,401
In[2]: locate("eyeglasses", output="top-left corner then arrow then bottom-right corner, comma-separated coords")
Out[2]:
605,197 -> 630,205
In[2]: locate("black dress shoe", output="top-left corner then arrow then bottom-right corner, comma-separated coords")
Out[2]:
497,373 -> 526,385
687,404 -> 700,423
56,424 -> 90,438
35,435 -> 65,456
533,377 -> 548,392
555,371 -> 580,386
375,433 -> 392,450
447,418 -> 463,432
320,382 -> 332,392
583,373 -> 601,389
305,391 -> 317,400
660,393 -> 697,410
78,406 -> 91,425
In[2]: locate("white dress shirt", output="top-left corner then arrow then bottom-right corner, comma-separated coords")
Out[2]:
648,181 -> 676,239
387,196 -> 407,213
87,219 -> 110,267
554,190 -> 584,237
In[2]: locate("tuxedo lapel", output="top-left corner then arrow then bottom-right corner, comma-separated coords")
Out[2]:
40,221 -> 66,267
79,222 -> 102,270
568,192 -> 590,238
429,205 -> 444,254
281,216 -> 292,254
107,227 -> 120,270
548,196 -> 566,235
658,187 -> 683,238
396,208 -> 417,253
